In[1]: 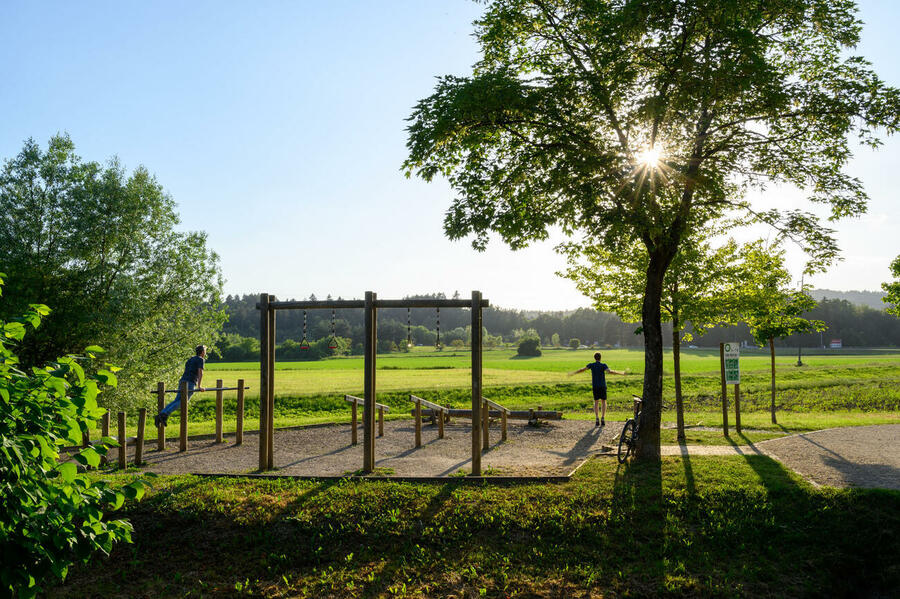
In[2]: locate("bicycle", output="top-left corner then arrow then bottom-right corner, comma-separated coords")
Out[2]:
617,394 -> 669,463
617,395 -> 643,463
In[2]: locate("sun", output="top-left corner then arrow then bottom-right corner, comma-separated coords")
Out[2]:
636,146 -> 664,168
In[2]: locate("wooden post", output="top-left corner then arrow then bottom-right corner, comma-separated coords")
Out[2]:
215,378 -> 224,443
82,429 -> 90,448
415,398 -> 422,448
179,380 -> 189,451
258,293 -> 269,470
501,410 -> 507,442
135,408 -> 146,466
471,291 -> 483,475
734,383 -> 742,434
235,379 -> 245,445
351,396 -> 358,445
482,399 -> 489,450
719,342 -> 729,437
769,337 -> 777,424
156,381 -> 166,451
363,291 -> 376,473
437,408 -> 444,439
267,305 -> 276,470
117,411 -> 126,469
378,406 -> 384,437
102,410 -> 110,438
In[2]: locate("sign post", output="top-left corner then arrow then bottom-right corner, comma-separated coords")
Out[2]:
723,342 -> 741,434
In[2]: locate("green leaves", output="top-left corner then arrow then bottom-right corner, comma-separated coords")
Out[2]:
0,279 -> 149,597
882,255 -> 900,317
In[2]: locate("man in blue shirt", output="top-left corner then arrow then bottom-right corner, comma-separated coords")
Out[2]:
154,345 -> 207,428
569,352 -> 627,427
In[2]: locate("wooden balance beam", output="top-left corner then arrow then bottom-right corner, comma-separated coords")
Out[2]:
409,395 -> 450,447
344,395 -> 390,444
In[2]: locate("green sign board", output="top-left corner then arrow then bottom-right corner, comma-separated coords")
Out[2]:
724,342 -> 740,384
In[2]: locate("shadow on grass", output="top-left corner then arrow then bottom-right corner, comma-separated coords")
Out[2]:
611,458 -> 664,587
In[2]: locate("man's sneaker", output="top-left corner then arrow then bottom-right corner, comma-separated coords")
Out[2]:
600,418 -> 605,427
595,418 -> 600,427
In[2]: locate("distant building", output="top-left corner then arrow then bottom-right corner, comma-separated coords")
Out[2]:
829,339 -> 842,349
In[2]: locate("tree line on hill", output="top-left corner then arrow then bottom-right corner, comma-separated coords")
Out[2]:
213,293 -> 900,361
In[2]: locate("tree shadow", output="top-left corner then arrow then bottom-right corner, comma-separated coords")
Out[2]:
611,458 -> 664,586
677,439 -> 697,496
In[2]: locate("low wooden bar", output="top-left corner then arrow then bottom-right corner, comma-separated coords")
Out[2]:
215,378 -> 224,443
414,408 -> 561,420
156,382 -> 165,450
179,380 -> 189,452
236,379 -> 245,445
135,408 -> 146,466
117,411 -> 126,469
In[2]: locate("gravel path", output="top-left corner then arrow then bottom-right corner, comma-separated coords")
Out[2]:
755,424 -> 900,490
124,419 -> 624,477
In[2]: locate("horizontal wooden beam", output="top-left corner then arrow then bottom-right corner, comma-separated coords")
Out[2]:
483,398 -> 510,414
414,408 -> 562,420
409,394 -> 449,413
257,298 -> 490,310
344,394 -> 391,411
150,386 -> 249,394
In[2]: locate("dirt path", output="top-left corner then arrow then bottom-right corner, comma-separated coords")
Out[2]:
755,424 -> 900,490
123,419 -> 624,478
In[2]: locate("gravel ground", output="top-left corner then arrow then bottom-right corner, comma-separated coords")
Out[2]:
123,419 -> 624,477
757,424 -> 900,490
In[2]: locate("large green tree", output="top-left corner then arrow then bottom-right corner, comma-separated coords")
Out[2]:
562,232 -> 744,440
0,136 -> 225,409
883,256 -> 900,317
404,0 -> 899,459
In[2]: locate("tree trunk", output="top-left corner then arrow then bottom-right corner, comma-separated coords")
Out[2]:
769,336 -> 777,424
636,252 -> 668,461
673,316 -> 685,442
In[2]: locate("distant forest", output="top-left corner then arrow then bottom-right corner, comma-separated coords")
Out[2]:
214,290 -> 900,360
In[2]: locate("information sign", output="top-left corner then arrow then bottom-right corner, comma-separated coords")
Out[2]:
723,342 -> 740,384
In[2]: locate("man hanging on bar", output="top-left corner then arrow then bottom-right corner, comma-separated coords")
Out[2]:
154,345 -> 207,427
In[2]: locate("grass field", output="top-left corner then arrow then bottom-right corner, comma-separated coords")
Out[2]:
132,348 -> 900,440
51,456 -> 900,598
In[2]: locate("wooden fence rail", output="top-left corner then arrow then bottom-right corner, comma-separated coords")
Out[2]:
344,395 -> 390,444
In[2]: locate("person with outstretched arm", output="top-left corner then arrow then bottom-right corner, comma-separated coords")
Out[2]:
569,352 -> 627,427
154,345 -> 207,427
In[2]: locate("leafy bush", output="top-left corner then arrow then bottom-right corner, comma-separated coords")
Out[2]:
0,275 -> 148,597
517,335 -> 542,357
569,338 -> 580,350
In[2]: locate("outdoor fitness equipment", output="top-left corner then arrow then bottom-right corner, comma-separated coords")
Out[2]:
328,308 -> 338,349
299,310 -> 310,350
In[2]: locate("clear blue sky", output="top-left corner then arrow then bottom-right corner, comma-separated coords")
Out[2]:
1,1 -> 897,310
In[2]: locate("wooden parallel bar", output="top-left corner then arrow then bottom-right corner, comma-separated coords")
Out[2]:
258,293 -> 269,470
414,408 -> 562,420
151,386 -> 249,394
482,399 -> 489,451
484,398 -> 510,413
117,411 -> 126,469
267,306 -> 275,470
501,410 -> 507,441
409,394 -> 447,414
350,396 -> 358,446
215,379 -> 224,443
236,379 -> 244,445
471,291 -> 483,475
156,382 -> 165,450
415,398 -> 422,448
378,406 -> 384,437
438,407 -> 444,439
135,408 -> 146,466
343,394 -> 391,411
179,380 -> 189,452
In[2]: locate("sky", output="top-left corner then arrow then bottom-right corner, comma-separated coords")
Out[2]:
1,1 -> 897,311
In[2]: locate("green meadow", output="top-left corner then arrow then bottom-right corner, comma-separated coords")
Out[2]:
131,348 -> 900,440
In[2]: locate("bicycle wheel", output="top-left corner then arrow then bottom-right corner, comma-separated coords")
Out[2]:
617,419 -> 635,463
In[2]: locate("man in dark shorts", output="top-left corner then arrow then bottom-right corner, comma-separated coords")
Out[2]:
569,352 -> 627,427
154,345 -> 207,427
